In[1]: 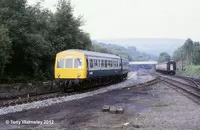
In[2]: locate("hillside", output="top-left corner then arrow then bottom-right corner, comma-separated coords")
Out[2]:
96,38 -> 185,56
92,41 -> 157,61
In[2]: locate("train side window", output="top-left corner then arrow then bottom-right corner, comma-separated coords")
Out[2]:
110,60 -> 113,67
65,59 -> 73,68
90,59 -> 93,68
101,60 -> 104,68
94,59 -> 98,68
57,59 -> 64,68
74,58 -> 82,68
98,60 -> 100,68
105,60 -> 107,68
117,61 -> 119,68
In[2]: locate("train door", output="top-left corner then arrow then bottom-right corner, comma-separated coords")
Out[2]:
120,58 -> 123,73
170,64 -> 174,71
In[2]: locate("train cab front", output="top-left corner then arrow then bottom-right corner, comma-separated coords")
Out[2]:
54,51 -> 87,87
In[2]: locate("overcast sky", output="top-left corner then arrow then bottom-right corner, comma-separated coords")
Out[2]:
28,0 -> 200,41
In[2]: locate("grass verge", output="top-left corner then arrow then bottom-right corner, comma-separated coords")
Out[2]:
177,65 -> 200,78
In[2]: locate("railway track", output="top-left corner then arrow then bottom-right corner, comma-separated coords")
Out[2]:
0,73 -> 159,108
151,72 -> 200,104
163,77 -> 200,104
0,77 -> 128,108
4,72 -> 196,108
173,75 -> 200,88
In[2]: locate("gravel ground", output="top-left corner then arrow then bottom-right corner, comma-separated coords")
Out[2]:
0,73 -> 199,129
130,82 -> 200,130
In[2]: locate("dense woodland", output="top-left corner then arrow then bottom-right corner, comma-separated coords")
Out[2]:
172,38 -> 200,65
0,0 -> 92,82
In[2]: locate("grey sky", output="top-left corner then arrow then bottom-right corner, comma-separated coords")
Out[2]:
28,0 -> 200,40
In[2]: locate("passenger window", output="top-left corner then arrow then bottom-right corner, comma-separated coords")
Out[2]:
90,59 -> 93,68
65,59 -> 73,68
57,59 -> 64,68
101,60 -> 104,68
98,60 -> 100,68
94,59 -> 98,68
74,58 -> 82,68
105,60 -> 107,68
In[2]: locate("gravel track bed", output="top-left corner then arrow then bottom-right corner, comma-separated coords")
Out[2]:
0,72 -> 154,116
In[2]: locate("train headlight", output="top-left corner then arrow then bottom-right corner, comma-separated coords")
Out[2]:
77,73 -> 81,78
57,73 -> 60,78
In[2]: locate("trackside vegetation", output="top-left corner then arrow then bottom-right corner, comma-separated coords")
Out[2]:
173,38 -> 200,78
176,65 -> 200,78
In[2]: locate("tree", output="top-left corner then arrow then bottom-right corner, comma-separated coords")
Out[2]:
172,47 -> 186,62
52,0 -> 91,52
0,25 -> 12,79
192,42 -> 200,65
183,38 -> 193,64
0,0 -> 29,77
158,52 -> 171,62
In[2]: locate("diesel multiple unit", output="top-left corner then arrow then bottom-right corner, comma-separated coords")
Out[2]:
54,49 -> 129,90
155,61 -> 176,75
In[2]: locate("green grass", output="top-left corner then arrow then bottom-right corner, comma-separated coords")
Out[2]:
177,65 -> 200,78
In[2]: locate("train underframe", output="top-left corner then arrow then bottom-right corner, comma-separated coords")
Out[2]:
55,73 -> 128,92
156,70 -> 176,75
